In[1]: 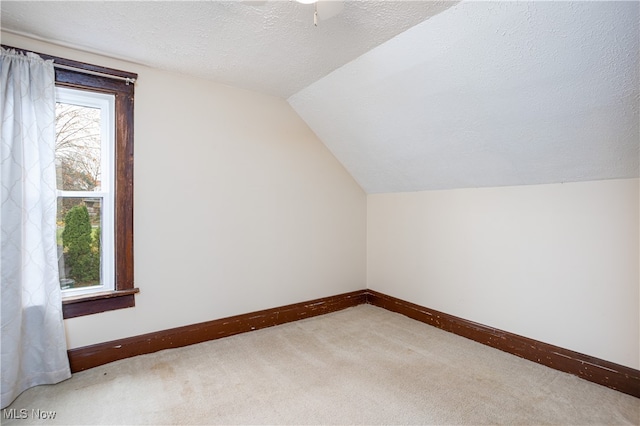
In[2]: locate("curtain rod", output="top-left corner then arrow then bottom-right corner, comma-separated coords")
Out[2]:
54,63 -> 136,85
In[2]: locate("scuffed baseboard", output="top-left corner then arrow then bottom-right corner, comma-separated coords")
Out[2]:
67,289 -> 639,398
365,289 -> 639,399
68,290 -> 365,372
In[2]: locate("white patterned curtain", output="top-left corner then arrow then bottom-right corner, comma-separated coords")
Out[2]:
1,48 -> 71,409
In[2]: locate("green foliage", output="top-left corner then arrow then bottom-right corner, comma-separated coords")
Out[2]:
62,205 -> 100,283
92,226 -> 101,280
93,226 -> 101,252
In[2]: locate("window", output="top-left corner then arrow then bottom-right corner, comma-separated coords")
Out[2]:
56,88 -> 115,296
1,45 -> 140,318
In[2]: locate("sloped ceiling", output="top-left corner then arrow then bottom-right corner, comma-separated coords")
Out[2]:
289,1 -> 639,193
2,1 -> 639,193
0,0 -> 455,98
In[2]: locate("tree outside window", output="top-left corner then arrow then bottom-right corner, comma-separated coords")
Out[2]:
55,93 -> 111,292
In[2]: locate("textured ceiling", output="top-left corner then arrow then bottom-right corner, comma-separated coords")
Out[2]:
290,1 -> 640,192
2,1 -> 638,193
0,0 -> 455,98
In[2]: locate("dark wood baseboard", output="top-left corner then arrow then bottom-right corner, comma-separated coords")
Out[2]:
67,288 -> 639,399
67,290 -> 366,373
364,289 -> 640,399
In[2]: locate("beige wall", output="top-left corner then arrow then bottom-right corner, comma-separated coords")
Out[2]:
4,33 -> 638,370
2,33 -> 367,349
368,179 -> 640,369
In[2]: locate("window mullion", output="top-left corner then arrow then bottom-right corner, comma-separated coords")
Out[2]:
58,190 -> 109,198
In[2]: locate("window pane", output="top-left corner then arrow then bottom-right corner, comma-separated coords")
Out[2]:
57,197 -> 103,290
55,102 -> 103,191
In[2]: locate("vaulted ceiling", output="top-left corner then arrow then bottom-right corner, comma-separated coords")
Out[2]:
2,1 -> 638,193
1,1 -> 455,98
290,1 -> 640,192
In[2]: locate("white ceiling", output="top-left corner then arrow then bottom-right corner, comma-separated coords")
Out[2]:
290,1 -> 640,192
0,0 -> 455,98
2,1 -> 639,193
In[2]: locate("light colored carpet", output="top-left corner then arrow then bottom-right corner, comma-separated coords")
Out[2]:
4,305 -> 639,425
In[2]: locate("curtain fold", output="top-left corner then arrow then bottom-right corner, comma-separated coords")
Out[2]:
1,48 -> 71,409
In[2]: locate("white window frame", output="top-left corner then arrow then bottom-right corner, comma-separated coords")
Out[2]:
56,87 -> 115,297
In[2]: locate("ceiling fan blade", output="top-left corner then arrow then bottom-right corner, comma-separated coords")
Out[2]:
316,1 -> 344,21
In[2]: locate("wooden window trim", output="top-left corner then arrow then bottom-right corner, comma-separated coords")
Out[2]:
2,45 -> 139,318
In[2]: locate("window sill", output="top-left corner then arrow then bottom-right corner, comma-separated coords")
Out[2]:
62,288 -> 139,319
